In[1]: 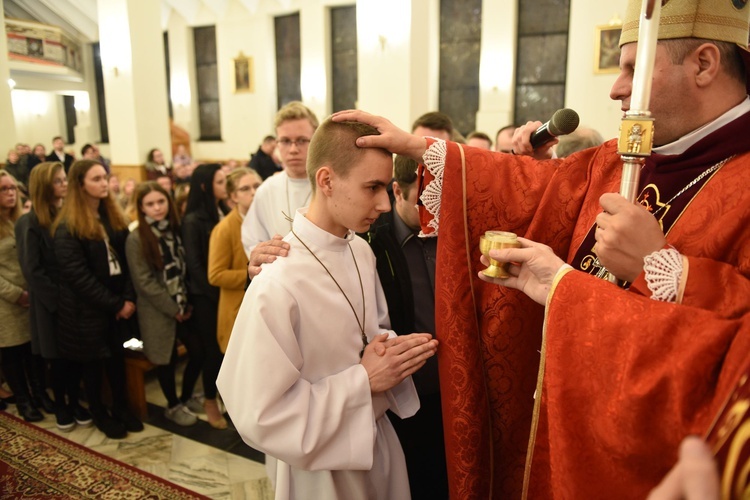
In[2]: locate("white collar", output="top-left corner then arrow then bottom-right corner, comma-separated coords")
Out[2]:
292,208 -> 353,252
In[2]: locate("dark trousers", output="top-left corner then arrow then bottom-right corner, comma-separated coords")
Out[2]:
390,392 -> 449,500
177,318 -> 204,403
187,295 -> 223,399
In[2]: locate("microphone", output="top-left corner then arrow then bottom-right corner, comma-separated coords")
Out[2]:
529,108 -> 580,149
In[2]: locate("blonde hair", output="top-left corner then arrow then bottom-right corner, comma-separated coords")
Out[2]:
226,167 -> 260,197
306,118 -> 389,192
274,101 -> 320,130
28,162 -> 64,229
52,160 -> 128,239
0,171 -> 22,238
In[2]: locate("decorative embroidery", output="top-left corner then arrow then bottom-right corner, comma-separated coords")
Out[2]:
643,248 -> 683,302
419,139 -> 447,237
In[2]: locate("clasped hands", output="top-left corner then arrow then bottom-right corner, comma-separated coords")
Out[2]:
479,194 -> 667,303
361,333 -> 438,394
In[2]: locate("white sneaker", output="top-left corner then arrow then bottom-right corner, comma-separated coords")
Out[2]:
164,404 -> 198,426
184,396 -> 205,414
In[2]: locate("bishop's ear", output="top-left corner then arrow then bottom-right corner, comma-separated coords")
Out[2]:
315,166 -> 334,195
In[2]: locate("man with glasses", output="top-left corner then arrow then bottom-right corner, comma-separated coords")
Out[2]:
241,102 -> 319,278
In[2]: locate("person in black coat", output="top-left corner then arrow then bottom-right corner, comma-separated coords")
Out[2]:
361,155 -> 447,500
52,159 -> 142,439
248,136 -> 281,180
45,136 -> 75,174
182,163 -> 230,429
16,162 -> 90,430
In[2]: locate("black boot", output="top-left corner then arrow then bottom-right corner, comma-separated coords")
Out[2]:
3,360 -> 43,422
28,355 -> 55,414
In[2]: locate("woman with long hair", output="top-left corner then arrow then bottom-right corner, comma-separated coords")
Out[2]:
16,162 -> 93,430
0,171 -> 41,422
182,164 -> 229,429
125,182 -> 198,426
52,160 -> 143,439
208,168 -> 261,353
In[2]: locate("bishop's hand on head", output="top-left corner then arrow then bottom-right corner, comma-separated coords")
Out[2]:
331,110 -> 428,162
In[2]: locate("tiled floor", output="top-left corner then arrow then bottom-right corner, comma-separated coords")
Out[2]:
2,369 -> 274,499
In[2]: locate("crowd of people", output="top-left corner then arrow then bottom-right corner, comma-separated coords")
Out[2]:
0,135 -> 272,436
2,0 -> 749,497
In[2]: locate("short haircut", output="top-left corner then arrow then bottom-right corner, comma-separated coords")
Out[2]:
306,118 -> 389,192
555,127 -> 605,158
274,101 -> 320,130
52,136 -> 63,143
467,131 -> 492,145
495,124 -> 515,138
411,111 -> 454,135
262,135 -> 276,143
661,38 -> 746,86
393,155 -> 418,197
81,143 -> 94,156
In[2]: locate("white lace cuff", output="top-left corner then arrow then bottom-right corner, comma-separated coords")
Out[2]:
418,139 -> 447,237
643,248 -> 684,302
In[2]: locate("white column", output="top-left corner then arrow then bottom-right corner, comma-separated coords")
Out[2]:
300,3 -> 330,119
167,11 -> 198,139
0,10 -> 18,154
356,0 -> 440,132
475,0 -> 517,134
97,0 -> 171,165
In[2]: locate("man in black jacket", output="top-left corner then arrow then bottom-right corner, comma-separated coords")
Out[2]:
362,155 -> 447,500
248,135 -> 281,180
45,136 -> 74,173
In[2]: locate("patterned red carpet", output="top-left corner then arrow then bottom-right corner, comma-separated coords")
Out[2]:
0,411 -> 208,499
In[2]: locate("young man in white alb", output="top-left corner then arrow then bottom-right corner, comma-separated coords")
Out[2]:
218,118 -> 438,500
241,101 -> 318,277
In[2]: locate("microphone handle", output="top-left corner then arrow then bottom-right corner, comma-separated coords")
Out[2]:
529,122 -> 556,149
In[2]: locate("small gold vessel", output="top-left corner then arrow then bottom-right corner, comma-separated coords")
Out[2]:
479,231 -> 521,278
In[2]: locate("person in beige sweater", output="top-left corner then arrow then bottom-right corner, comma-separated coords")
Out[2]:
208,167 -> 262,352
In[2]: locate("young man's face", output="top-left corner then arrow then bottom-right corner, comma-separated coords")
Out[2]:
327,149 -> 393,236
53,138 -> 64,152
277,119 -> 315,179
393,180 -> 420,231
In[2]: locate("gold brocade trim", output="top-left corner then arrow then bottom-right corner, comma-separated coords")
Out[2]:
521,266 -> 575,500
459,143 -> 495,499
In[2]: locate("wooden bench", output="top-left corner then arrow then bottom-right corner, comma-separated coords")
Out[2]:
124,344 -> 187,419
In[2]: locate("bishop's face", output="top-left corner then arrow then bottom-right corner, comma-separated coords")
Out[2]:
610,42 -> 695,146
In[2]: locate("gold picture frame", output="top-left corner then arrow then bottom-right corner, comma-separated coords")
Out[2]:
233,53 -> 254,93
594,25 -> 622,74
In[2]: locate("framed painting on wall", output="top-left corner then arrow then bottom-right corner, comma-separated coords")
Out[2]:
595,25 -> 622,74
233,53 -> 254,93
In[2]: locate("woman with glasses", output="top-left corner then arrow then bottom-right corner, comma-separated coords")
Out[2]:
208,168 -> 262,353
52,160 -> 143,439
0,171 -> 41,422
15,162 -> 93,430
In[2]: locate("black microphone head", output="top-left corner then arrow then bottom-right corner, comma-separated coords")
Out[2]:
548,108 -> 580,136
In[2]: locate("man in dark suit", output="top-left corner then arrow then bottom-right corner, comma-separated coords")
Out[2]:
362,155 -> 447,500
45,136 -> 75,173
248,135 -> 281,180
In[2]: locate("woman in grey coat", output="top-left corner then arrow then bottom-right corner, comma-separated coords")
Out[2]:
0,170 -> 42,422
125,182 -> 198,426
